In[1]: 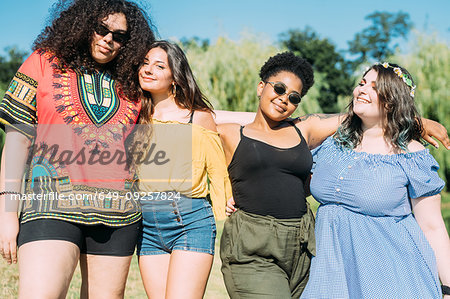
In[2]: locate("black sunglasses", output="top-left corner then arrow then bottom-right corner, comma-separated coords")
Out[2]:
94,23 -> 129,44
265,81 -> 302,105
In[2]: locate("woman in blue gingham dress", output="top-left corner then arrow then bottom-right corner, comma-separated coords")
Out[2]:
301,63 -> 450,298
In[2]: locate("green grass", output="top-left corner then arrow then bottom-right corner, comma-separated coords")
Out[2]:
1,196 -> 449,298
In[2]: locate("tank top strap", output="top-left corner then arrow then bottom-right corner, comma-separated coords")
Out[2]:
240,125 -> 244,137
287,120 -> 303,139
188,111 -> 195,124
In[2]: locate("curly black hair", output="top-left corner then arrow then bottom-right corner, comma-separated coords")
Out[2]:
33,0 -> 156,101
259,52 -> 314,97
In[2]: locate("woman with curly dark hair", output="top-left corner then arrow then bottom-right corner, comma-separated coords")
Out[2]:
301,63 -> 450,298
0,0 -> 155,297
219,52 -> 329,298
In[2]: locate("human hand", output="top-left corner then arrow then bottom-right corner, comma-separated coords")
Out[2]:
421,118 -> 450,149
0,212 -> 19,264
225,197 -> 236,216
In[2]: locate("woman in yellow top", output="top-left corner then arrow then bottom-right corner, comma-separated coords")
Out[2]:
131,40 -> 230,298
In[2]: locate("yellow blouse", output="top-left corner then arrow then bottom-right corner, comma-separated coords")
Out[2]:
136,119 -> 230,220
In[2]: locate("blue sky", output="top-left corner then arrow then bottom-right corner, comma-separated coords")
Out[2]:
0,0 -> 449,56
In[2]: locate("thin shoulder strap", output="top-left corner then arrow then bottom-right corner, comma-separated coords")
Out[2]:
287,120 -> 303,139
188,111 -> 195,124
240,125 -> 244,137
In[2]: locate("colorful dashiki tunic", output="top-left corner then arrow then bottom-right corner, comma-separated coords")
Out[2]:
0,50 -> 141,226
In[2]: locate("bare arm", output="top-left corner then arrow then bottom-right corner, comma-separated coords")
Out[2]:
217,123 -> 241,165
0,128 -> 31,264
297,113 -> 346,149
213,110 -> 256,125
412,194 -> 450,288
297,114 -> 450,150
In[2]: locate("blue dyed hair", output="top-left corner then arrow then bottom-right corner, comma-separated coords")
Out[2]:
334,63 -> 423,151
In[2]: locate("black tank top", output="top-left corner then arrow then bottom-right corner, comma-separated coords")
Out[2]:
228,122 -> 313,219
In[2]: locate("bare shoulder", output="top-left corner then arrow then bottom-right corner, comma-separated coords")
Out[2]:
291,116 -> 306,129
217,123 -> 241,138
192,110 -> 217,132
407,140 -> 426,152
217,123 -> 242,164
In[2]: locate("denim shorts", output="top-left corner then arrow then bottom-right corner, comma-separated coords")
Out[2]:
137,193 -> 216,256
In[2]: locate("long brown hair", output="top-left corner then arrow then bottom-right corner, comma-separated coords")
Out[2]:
129,41 -> 213,173
335,63 -> 423,151
138,40 -> 213,126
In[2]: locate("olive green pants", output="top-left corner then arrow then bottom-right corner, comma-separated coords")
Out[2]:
220,208 -> 316,299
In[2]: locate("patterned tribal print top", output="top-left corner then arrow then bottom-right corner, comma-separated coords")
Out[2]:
0,50 -> 142,226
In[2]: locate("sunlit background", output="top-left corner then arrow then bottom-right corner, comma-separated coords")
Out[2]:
0,1 -> 449,297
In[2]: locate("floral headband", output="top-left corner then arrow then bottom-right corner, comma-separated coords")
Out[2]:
378,62 -> 416,97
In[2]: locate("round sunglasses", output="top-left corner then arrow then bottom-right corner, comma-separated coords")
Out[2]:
94,23 -> 129,44
265,81 -> 302,105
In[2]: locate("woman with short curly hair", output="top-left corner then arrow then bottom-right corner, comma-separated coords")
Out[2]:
0,0 -> 155,297
219,52 -> 322,298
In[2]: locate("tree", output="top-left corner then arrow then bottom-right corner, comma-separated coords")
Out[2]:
0,46 -> 28,91
182,33 -> 323,116
0,47 -> 27,164
280,27 -> 353,113
392,32 -> 450,186
180,36 -> 210,51
183,34 -> 279,112
348,11 -> 412,68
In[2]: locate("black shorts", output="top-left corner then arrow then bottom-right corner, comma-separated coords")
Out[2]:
17,218 -> 141,256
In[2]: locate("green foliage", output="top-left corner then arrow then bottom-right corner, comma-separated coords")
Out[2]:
182,34 -> 279,112
180,36 -> 210,51
392,32 -> 450,186
348,11 -> 412,68
0,46 -> 28,91
292,72 -> 323,117
280,27 -> 352,113
182,33 -> 323,116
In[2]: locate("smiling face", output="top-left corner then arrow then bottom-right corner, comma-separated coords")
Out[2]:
352,69 -> 383,124
90,12 -> 127,64
257,71 -> 303,122
139,47 -> 174,95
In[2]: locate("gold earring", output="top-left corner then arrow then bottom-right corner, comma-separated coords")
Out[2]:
172,83 -> 177,97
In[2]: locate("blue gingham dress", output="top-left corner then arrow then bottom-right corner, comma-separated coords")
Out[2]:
301,137 -> 445,299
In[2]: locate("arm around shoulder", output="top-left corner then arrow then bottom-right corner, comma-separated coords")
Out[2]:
213,110 -> 256,125
421,117 -> 450,150
295,113 -> 344,149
